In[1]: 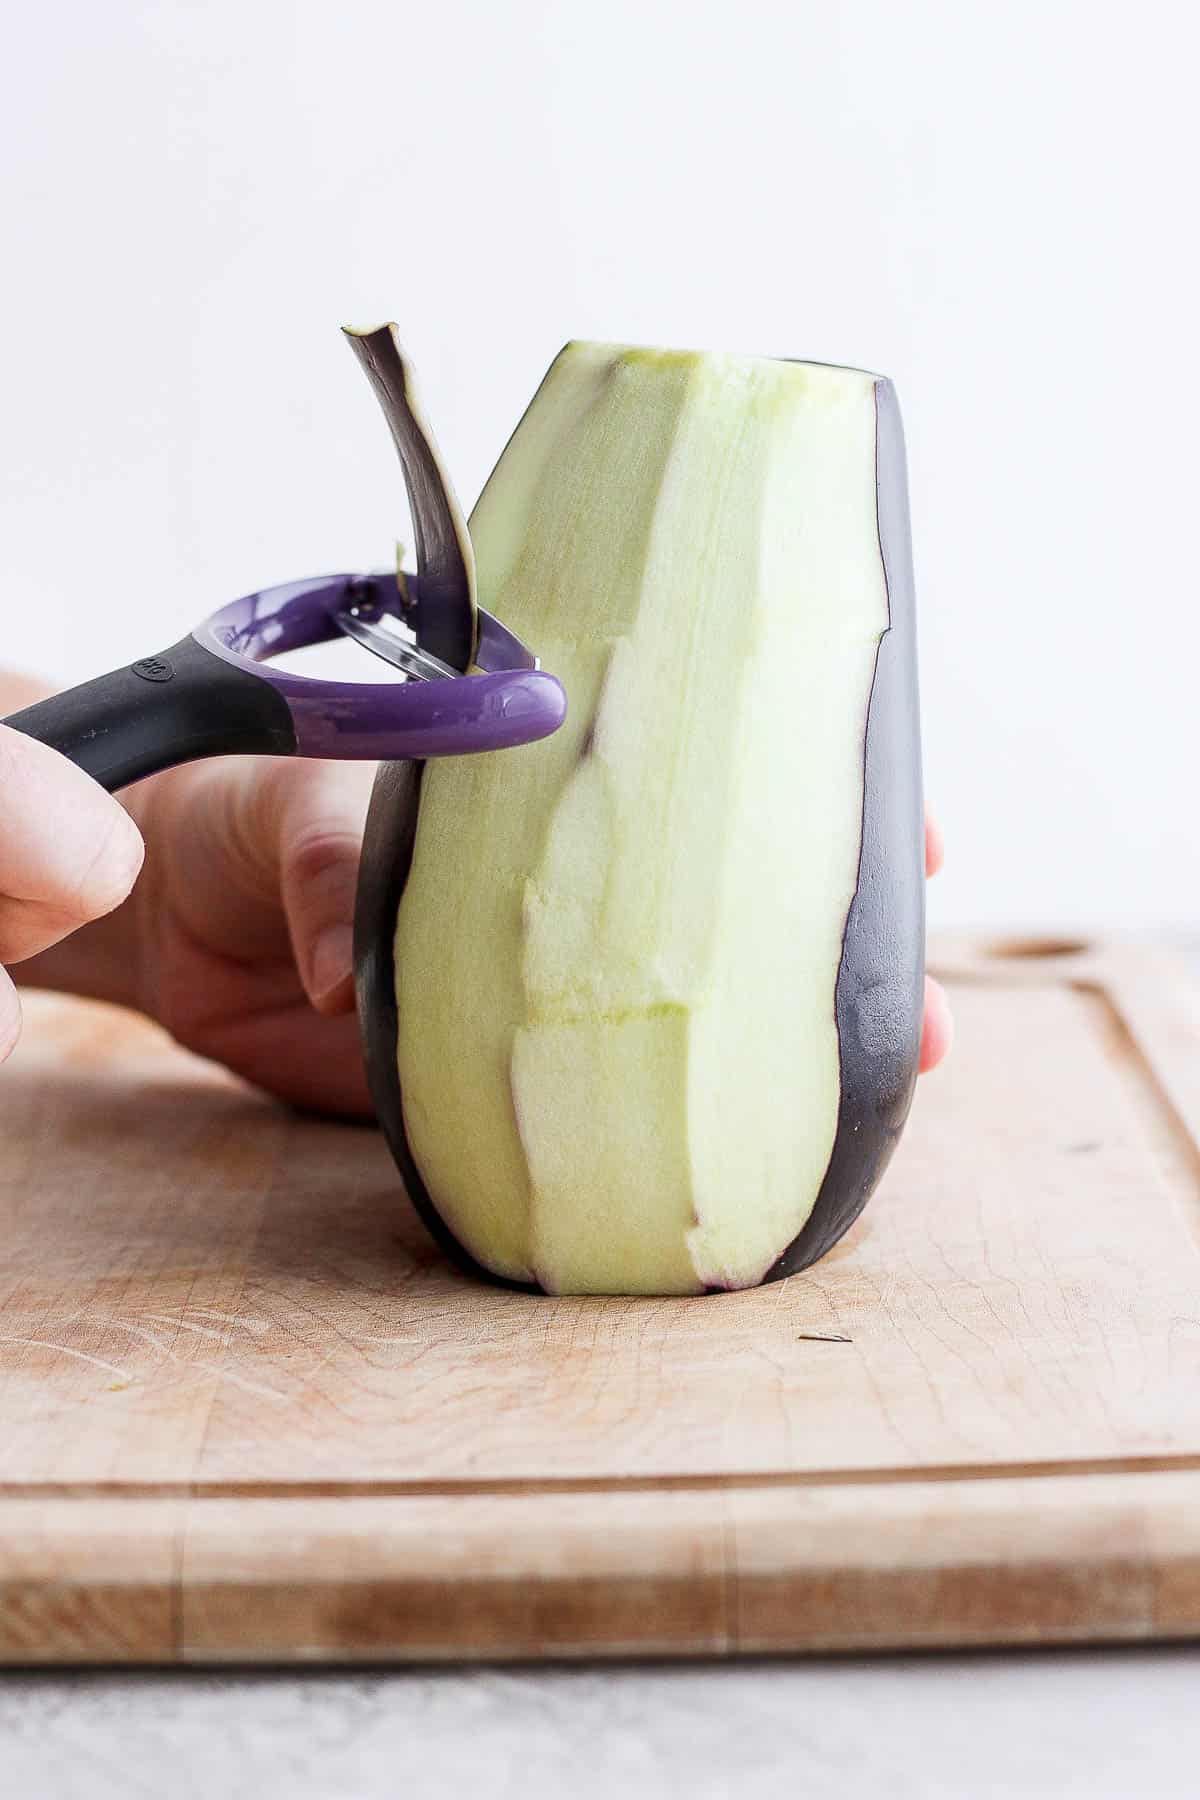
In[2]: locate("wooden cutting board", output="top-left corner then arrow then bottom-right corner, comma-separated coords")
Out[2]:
2,935 -> 1199,1664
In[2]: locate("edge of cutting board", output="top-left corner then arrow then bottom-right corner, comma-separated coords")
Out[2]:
3,1468 -> 1200,1663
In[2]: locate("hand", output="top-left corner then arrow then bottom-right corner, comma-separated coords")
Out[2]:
127,771 -> 952,1102
10,738 -> 375,1115
126,756 -> 377,1116
13,735 -> 951,1111
0,720 -> 145,1063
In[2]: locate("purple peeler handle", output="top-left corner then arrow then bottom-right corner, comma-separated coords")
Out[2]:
3,571 -> 566,795
200,570 -> 566,760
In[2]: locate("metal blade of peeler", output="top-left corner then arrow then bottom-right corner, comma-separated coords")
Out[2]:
334,604 -> 459,682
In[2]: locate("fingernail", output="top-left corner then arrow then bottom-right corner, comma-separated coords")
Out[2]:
309,923 -> 354,1006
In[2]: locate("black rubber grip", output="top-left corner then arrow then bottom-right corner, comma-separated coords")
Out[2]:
3,634 -> 297,794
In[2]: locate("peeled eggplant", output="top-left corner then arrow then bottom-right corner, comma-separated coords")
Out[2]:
355,341 -> 924,1296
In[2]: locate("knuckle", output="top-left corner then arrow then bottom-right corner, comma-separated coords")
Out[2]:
286,826 -> 361,892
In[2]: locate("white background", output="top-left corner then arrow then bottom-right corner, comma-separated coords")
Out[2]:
1,0 -> 1196,931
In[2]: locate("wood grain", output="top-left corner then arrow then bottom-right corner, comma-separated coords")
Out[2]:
2,937 -> 1199,1660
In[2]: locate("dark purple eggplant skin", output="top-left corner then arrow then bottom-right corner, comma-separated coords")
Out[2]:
765,377 -> 925,1281
353,373 -> 924,1293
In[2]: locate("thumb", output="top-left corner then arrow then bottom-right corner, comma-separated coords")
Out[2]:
273,761 -> 377,1016
0,722 -> 144,964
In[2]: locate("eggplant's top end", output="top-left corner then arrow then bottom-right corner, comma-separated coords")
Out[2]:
553,340 -> 885,388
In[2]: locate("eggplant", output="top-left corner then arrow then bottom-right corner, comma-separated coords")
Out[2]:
354,342 -> 924,1295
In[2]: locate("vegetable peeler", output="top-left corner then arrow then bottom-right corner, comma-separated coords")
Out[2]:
3,326 -> 566,794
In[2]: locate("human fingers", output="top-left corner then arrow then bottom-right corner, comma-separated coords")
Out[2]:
0,724 -> 144,963
270,761 -> 376,1015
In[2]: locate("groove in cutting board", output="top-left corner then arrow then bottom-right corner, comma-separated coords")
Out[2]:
6,1449 -> 1200,1501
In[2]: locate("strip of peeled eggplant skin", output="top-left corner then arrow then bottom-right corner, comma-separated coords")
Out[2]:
342,324 -> 478,672
765,377 -> 925,1281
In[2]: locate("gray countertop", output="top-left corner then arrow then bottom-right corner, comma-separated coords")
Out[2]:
5,1648 -> 1198,1799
